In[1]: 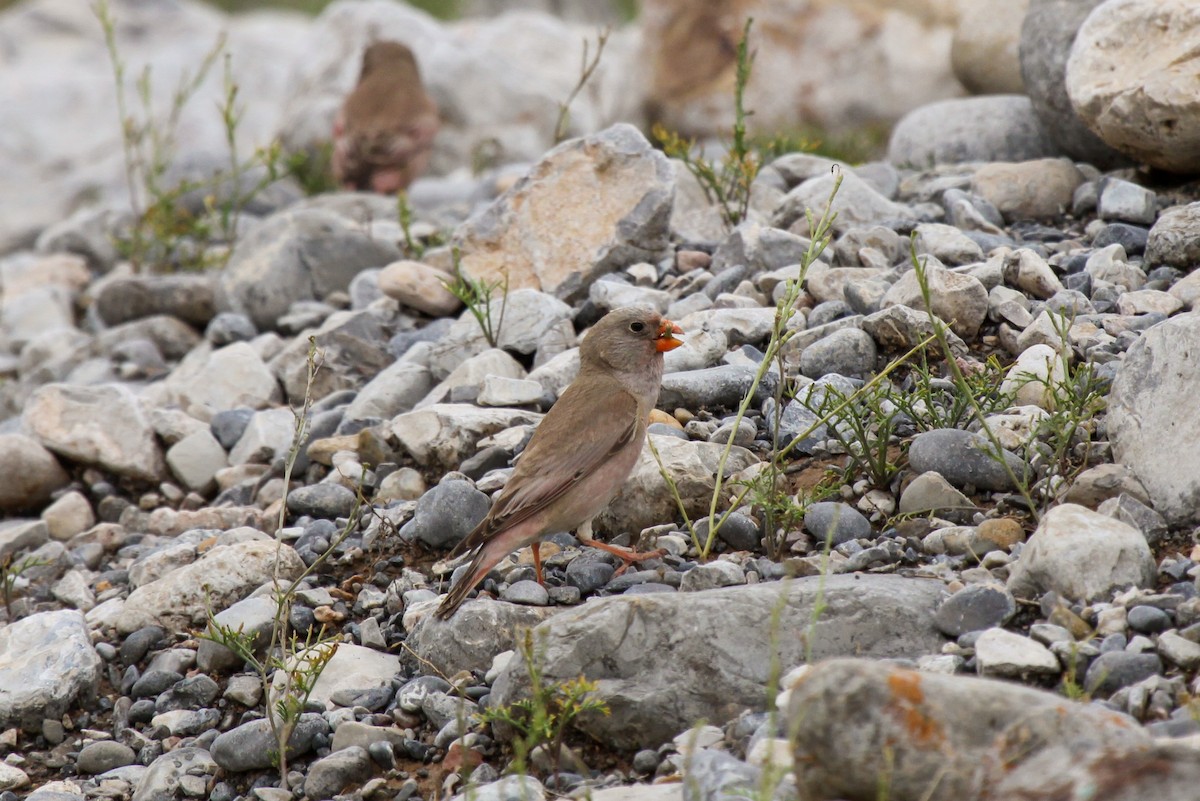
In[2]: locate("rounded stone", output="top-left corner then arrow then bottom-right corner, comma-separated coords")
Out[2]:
285,483 -> 359,520
908,429 -> 1026,492
799,328 -> 877,379
803,502 -> 872,546
934,583 -> 1017,637
1126,605 -> 1171,635
500,580 -> 549,607
0,434 -> 70,513
397,479 -> 491,550
77,741 -> 137,774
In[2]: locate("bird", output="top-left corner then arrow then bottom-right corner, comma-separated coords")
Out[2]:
332,40 -> 440,194
434,307 -> 685,620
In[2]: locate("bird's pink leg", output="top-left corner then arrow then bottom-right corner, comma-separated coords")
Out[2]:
532,542 -> 544,586
576,519 -> 666,577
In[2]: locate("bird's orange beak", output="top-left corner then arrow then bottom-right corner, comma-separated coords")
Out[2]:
655,319 -> 684,352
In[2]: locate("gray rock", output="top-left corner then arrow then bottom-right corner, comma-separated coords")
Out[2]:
861,304 -> 968,356
1097,178 -> 1157,225
391,404 -> 542,471
216,209 -> 401,329
565,554 -> 616,594
455,124 -> 672,302
974,628 -> 1059,678
991,737 -> 1200,800
155,674 -> 219,713
711,221 -> 811,274
304,746 -> 373,800
500,580 -> 550,607
205,312 -> 257,345
286,483 -> 358,520
803,502 -> 872,546
270,309 -> 394,404
1084,651 -> 1162,696
1148,202 -> 1200,270
908,429 -> 1027,492
131,747 -> 217,801
165,429 -> 228,494
1006,504 -> 1156,603
1097,493 -> 1167,546
899,472 -> 977,516
694,512 -> 760,552
887,96 -> 1057,168
76,740 -> 136,774
492,575 -> 948,749
659,365 -> 776,410
23,383 -> 166,482
798,327 -> 877,379
1126,605 -> 1170,635
1019,0 -> 1129,168
210,714 -> 327,772
679,561 -> 745,592
775,171 -> 914,234
1108,313 -> 1200,525
399,479 -> 491,550
0,434 -> 69,514
881,262 -> 989,340
197,595 -> 278,673
165,341 -> 283,415
409,601 -> 558,675
94,274 -> 216,328
786,658 -> 1147,801
1158,632 -> 1200,671
935,583 -> 1017,636
0,610 -> 102,731
449,776 -> 546,801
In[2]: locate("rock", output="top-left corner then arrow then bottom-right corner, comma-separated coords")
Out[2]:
912,222 -> 985,266
500,579 -> 550,606
216,208 -> 401,329
861,304 -> 968,356
1107,313 -> 1200,525
165,429 -> 228,494
594,435 -> 758,536
881,263 -> 989,340
659,365 -> 774,409
887,96 -> 1056,167
908,429 -> 1027,492
197,596 -> 278,672
1020,0 -> 1128,167
935,583 -> 1017,636
1000,343 -> 1067,409
419,348 -> 527,408
899,472 -> 977,516
785,658 -> 1148,801
93,274 -> 216,328
454,124 -> 672,302
271,309 -> 395,403
211,714 -> 327,772
477,376 -> 544,407
1006,503 -> 1156,602
23,383 -> 166,482
974,628 -> 1059,678
1115,289 -> 1182,317
951,0 -> 1028,94
228,407 -> 294,466
409,601 -> 558,675
1148,202 -> 1200,269
378,260 -> 461,316
131,747 -> 218,801
288,643 -> 401,712
802,502 -> 872,546
589,278 -> 672,313
449,776 -> 545,801
304,746 -> 373,800
775,171 -> 914,234
971,158 -> 1085,222
0,610 -> 102,731
163,342 -> 282,415
1158,632 -> 1200,671
425,290 -> 574,378
1085,243 -> 1145,290
342,360 -> 434,423
1063,463 -> 1151,508
1066,0 -> 1200,173
1097,178 -> 1157,225
76,741 -> 136,774
1002,248 -> 1064,299
0,434 -> 69,513
641,0 -> 959,140
1084,651 -> 1162,696
286,483 -> 358,520
116,540 -> 305,635
491,575 -> 947,749
391,404 -> 542,470
399,479 -> 491,550
798,327 -> 877,379
679,561 -> 746,592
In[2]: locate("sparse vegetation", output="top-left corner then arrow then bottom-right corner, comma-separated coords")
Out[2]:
0,553 -> 50,621
554,27 -> 611,144
442,248 -> 509,348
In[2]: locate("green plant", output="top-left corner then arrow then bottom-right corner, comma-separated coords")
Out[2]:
554,27 -> 611,144
0,553 -> 50,620
96,0 -> 294,272
889,354 -> 1012,433
442,248 -> 509,347
481,629 -> 610,780
200,338 -> 362,792
652,17 -> 759,230
796,380 -> 906,489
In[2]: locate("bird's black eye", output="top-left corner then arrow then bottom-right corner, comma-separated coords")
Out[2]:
629,321 -> 646,333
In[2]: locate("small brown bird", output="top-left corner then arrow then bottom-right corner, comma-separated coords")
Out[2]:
434,307 -> 684,620
332,40 -> 440,194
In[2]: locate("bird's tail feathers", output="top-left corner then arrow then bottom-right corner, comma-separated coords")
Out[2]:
434,546 -> 503,620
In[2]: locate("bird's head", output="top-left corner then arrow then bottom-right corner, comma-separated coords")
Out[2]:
581,306 -> 684,373
359,40 -> 421,81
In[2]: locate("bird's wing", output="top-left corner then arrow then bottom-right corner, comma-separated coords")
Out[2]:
446,377 -> 641,559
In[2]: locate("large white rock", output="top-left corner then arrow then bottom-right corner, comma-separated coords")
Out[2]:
1006,504 -> 1156,602
23,383 -> 166,482
116,540 -> 305,634
1066,0 -> 1200,173
391,404 -> 542,470
0,610 -> 102,731
1108,313 -> 1200,525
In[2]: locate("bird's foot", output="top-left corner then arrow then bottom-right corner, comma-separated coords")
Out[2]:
583,540 -> 667,577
